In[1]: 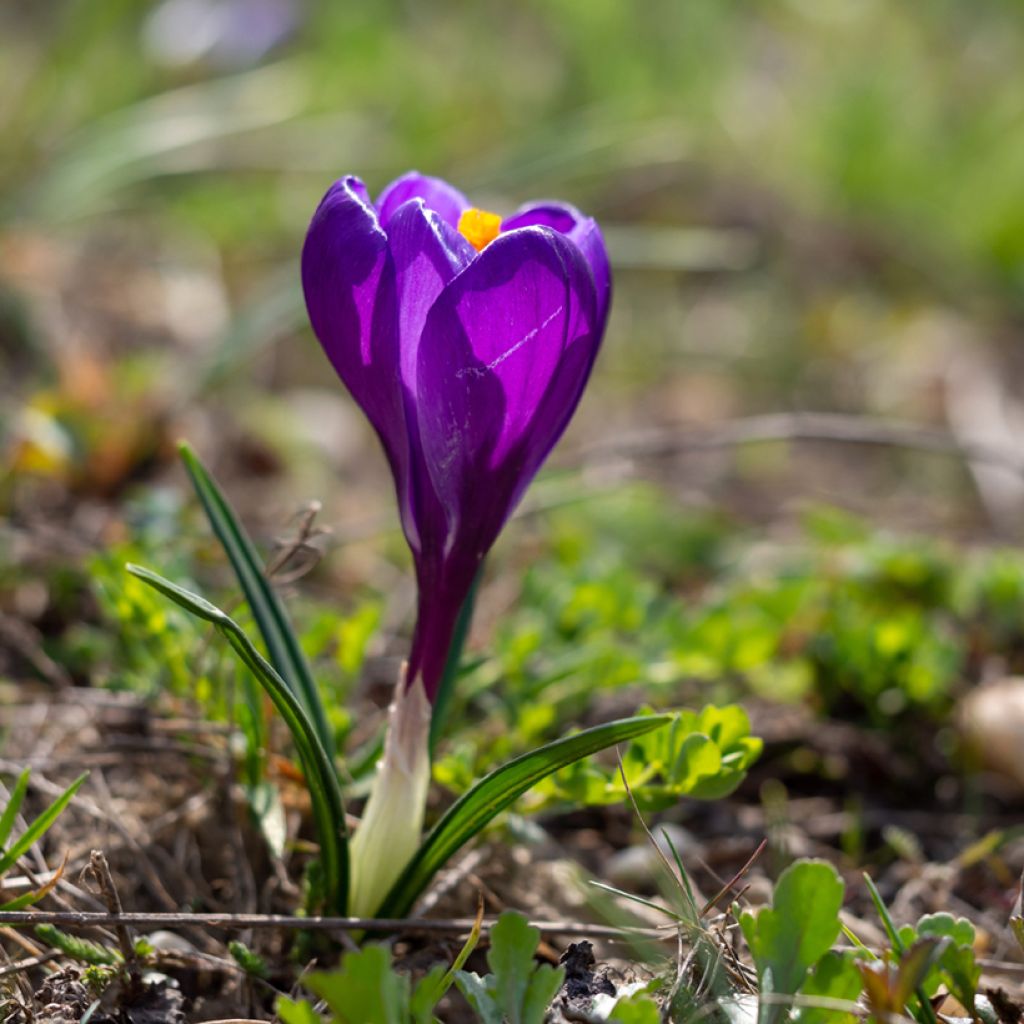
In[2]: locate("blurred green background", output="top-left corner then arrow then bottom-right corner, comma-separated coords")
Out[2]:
5,0 -> 1024,751
5,1 -> 1024,525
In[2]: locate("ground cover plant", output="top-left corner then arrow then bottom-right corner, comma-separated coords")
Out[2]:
6,2 -> 1024,1022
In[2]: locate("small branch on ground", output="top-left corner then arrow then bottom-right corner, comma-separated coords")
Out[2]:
0,909 -> 670,941
572,412 -> 1024,479
82,850 -> 139,986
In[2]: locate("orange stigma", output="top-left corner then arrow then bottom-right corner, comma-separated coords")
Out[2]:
458,207 -> 502,251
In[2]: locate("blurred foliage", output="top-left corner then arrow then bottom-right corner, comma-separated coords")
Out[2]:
4,0 -> 1024,300
38,484 -> 1024,777
531,704 -> 762,811
450,491 -> 1024,753
5,0 -> 1024,554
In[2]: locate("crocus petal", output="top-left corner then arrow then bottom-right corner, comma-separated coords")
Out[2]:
385,198 -> 475,554
301,173 -> 612,705
301,176 -> 409,514
417,226 -> 599,549
407,227 -> 600,697
385,199 -> 476,392
503,201 -> 611,327
376,172 -> 470,231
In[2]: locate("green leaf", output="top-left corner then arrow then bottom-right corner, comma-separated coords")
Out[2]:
0,768 -> 30,850
657,704 -> 763,801
307,946 -> 409,1024
455,970 -> 503,1024
608,993 -> 662,1024
522,964 -> 564,1024
287,922 -> 475,1023
35,924 -> 118,966
178,442 -> 334,758
674,733 -> 721,787
739,860 -> 845,1024
795,950 -> 863,1024
864,874 -> 905,954
915,913 -> 974,949
540,704 -> 762,811
228,939 -> 268,979
455,911 -> 565,1024
489,913 -> 545,1020
408,964 -> 447,1024
937,944 -> 980,1016
0,772 -> 87,877
902,913 -> 979,1013
275,997 -> 323,1024
378,714 -> 671,918
126,563 -> 348,913
863,874 -> 938,1024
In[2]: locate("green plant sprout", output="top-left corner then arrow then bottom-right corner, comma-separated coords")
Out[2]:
277,907 -> 482,1024
128,446 -> 759,918
0,769 -> 87,912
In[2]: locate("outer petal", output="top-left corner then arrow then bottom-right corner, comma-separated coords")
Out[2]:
407,227 -> 602,697
385,198 -> 476,393
503,201 -> 611,328
376,171 -> 470,230
416,226 -> 600,546
301,176 -> 408,510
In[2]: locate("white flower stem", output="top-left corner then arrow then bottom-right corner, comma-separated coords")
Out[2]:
348,670 -> 432,918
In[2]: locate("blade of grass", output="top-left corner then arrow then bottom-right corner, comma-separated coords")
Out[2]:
0,774 -> 87,877
377,714 -> 671,918
841,921 -> 879,961
863,874 -> 905,955
864,873 -> 936,1024
178,442 -> 334,758
126,563 -> 348,913
590,880 -> 685,921
0,768 -> 30,850
413,900 -> 485,1011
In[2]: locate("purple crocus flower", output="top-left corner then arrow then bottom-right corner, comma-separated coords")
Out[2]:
302,172 -> 609,914
303,172 -> 610,702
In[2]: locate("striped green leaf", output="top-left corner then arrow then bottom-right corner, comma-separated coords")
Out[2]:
178,442 -> 333,758
377,713 -> 672,918
126,563 -> 348,913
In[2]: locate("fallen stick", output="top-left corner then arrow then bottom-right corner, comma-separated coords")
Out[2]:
0,909 -> 667,940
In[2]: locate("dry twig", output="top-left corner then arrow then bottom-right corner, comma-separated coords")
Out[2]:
0,909 -> 669,940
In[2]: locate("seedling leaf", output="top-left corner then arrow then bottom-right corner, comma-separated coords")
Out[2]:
0,768 -> 30,850
738,859 -> 844,1024
410,901 -> 484,1020
543,704 -> 761,810
306,945 -> 408,1024
795,950 -> 863,1024
455,911 -> 565,1024
901,913 -> 979,1013
608,992 -> 662,1024
276,997 -> 323,1024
